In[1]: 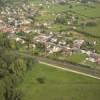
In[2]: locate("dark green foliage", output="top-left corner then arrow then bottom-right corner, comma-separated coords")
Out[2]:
0,33 -> 35,100
23,32 -> 36,49
35,42 -> 45,52
0,51 -> 24,100
55,15 -> 66,24
36,77 -> 45,84
69,5 -> 73,9
0,62 -> 8,78
81,41 -> 95,51
26,57 -> 36,70
0,80 -> 5,100
0,33 -> 17,49
86,21 -> 97,27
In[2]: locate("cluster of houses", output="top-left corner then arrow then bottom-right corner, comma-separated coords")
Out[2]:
0,3 -> 36,33
33,31 -> 100,64
0,1 -> 100,66
86,52 -> 100,64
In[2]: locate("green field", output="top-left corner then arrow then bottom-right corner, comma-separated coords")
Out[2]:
17,63 -> 100,100
34,2 -> 100,37
66,53 -> 87,63
70,4 -> 100,18
44,3 -> 100,18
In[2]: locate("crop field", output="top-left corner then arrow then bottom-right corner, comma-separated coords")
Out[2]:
17,63 -> 100,100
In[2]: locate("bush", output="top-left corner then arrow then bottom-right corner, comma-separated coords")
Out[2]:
36,77 -> 45,84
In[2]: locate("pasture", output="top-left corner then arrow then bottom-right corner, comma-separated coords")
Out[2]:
17,63 -> 100,100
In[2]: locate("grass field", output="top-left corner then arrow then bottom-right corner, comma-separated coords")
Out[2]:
70,4 -> 100,18
42,3 -> 100,18
34,3 -> 100,37
66,53 -> 87,64
17,63 -> 100,100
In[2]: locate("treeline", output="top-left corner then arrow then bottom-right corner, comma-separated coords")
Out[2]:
0,33 -> 35,100
0,34 -> 20,50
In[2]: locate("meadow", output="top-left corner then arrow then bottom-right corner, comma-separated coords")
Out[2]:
17,63 -> 100,100
36,2 -> 100,37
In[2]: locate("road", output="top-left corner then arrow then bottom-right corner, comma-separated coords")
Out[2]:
39,61 -> 100,80
14,51 -> 100,80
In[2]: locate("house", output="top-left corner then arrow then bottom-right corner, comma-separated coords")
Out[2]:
86,57 -> 95,63
96,57 -> 100,64
15,37 -> 25,44
87,52 -> 100,64
54,0 -> 66,4
51,38 -> 58,43
67,21 -> 71,25
62,47 -> 72,56
0,20 -> 3,23
58,40 -> 66,46
73,39 -> 84,49
90,53 -> 98,59
49,46 -> 62,54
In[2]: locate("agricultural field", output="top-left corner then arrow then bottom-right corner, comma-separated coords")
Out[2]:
30,1 -> 100,67
65,53 -> 87,63
17,63 -> 100,100
34,2 -> 100,37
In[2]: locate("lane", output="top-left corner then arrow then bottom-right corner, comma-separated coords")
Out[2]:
39,61 -> 100,80
35,56 -> 100,77
9,50 -> 100,79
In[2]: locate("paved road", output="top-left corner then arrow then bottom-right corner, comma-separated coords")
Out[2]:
14,51 -> 100,80
39,61 -> 100,80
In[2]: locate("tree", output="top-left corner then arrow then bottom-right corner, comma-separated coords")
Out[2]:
0,32 -> 35,100
24,33 -> 36,49
86,21 -> 97,27
9,58 -> 27,76
36,77 -> 45,84
26,57 -> 36,70
0,59 -> 8,78
69,5 -> 73,9
8,39 -> 17,49
81,41 -> 95,51
0,80 -> 5,100
55,15 -> 66,24
36,42 -> 45,52
3,76 -> 22,100
0,33 -> 17,49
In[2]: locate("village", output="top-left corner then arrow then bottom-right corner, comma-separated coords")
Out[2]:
0,0 -> 100,68
32,31 -> 100,65
0,3 -> 37,33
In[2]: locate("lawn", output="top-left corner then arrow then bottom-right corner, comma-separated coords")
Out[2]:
33,2 -> 100,36
42,3 -> 100,36
78,23 -> 100,37
66,53 -> 87,64
83,24 -> 100,37
71,4 -> 100,18
42,3 -> 100,18
17,63 -> 100,100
